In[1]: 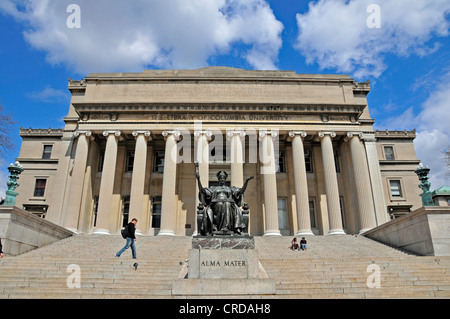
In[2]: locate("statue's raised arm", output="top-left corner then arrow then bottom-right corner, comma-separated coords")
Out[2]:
238,176 -> 254,195
194,162 -> 205,192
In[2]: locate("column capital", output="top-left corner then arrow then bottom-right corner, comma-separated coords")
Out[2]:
73,130 -> 94,141
226,129 -> 246,140
162,130 -> 181,141
132,130 -> 152,140
317,131 -> 336,139
288,130 -> 307,140
102,130 -> 122,138
344,132 -> 363,142
361,133 -> 377,143
194,130 -> 212,140
74,130 -> 92,137
259,129 -> 278,141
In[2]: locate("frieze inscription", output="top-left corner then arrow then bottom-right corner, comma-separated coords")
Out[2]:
82,112 -> 357,123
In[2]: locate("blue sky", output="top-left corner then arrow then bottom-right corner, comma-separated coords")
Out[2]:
0,0 -> 449,195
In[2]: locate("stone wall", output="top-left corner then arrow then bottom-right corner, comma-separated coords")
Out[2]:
0,206 -> 73,256
364,206 -> 450,256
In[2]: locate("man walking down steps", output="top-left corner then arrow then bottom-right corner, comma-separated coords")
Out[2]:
115,218 -> 138,259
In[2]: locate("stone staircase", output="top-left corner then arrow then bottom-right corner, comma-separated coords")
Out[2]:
0,235 -> 191,299
0,234 -> 449,298
256,235 -> 450,298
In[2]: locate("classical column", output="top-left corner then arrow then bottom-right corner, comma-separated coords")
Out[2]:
346,133 -> 377,233
194,130 -> 211,235
47,134 -> 75,225
362,133 -> 389,225
318,132 -> 345,235
259,130 -> 281,236
289,131 -> 314,236
227,130 -> 246,187
93,130 -> 121,235
63,131 -> 93,233
129,130 -> 151,235
158,130 -> 180,236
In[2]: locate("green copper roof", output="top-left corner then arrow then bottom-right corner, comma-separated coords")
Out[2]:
432,186 -> 450,196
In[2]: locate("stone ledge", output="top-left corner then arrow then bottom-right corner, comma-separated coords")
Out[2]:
364,206 -> 450,256
0,206 -> 73,256
172,278 -> 276,296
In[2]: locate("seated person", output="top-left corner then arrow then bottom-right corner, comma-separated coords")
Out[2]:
300,237 -> 307,251
290,237 -> 299,251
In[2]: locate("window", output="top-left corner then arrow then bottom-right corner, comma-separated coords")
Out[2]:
93,196 -> 99,227
210,146 -> 226,163
309,199 -> 317,229
339,197 -> 346,229
305,149 -> 313,173
334,150 -> 341,173
34,179 -> 47,197
390,180 -> 403,197
154,151 -> 165,173
42,145 -> 53,159
276,151 -> 286,173
277,198 -> 289,232
122,196 -> 130,227
98,150 -> 105,172
384,146 -> 395,160
152,196 -> 162,228
126,150 -> 134,172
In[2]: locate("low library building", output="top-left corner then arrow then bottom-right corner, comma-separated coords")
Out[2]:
15,67 -> 422,237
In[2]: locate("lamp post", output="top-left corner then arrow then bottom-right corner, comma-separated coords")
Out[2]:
414,163 -> 434,207
1,161 -> 24,206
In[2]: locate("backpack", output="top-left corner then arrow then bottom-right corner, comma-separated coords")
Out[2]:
121,227 -> 128,239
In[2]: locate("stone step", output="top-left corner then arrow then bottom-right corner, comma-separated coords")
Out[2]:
1,234 -> 449,299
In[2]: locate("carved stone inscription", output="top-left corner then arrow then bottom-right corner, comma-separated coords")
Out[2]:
88,82 -> 345,104
85,112 -> 357,123
188,248 -> 260,279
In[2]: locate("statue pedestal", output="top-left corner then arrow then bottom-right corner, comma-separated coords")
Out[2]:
172,236 -> 276,296
189,237 -> 258,279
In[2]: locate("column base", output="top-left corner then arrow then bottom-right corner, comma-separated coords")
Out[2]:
157,230 -> 176,236
263,230 -> 282,237
92,229 -> 110,235
296,230 -> 315,236
135,230 -> 144,236
328,229 -> 346,235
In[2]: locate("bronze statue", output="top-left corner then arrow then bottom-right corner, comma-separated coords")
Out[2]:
195,163 -> 253,236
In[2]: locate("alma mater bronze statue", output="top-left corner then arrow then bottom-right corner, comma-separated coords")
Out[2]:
195,162 -> 253,236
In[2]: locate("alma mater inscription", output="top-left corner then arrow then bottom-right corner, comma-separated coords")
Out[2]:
201,260 -> 247,267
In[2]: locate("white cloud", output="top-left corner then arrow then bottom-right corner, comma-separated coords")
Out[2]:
0,160 -> 8,199
26,86 -> 70,103
295,0 -> 450,79
1,0 -> 283,73
376,71 -> 450,188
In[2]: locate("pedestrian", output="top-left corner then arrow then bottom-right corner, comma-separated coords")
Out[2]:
300,237 -> 307,251
115,218 -> 138,259
0,238 -> 4,258
290,237 -> 299,251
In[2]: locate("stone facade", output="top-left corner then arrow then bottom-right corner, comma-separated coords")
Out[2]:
15,67 -> 423,236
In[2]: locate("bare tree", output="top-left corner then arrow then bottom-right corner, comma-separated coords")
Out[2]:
444,144 -> 450,177
0,104 -> 16,158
